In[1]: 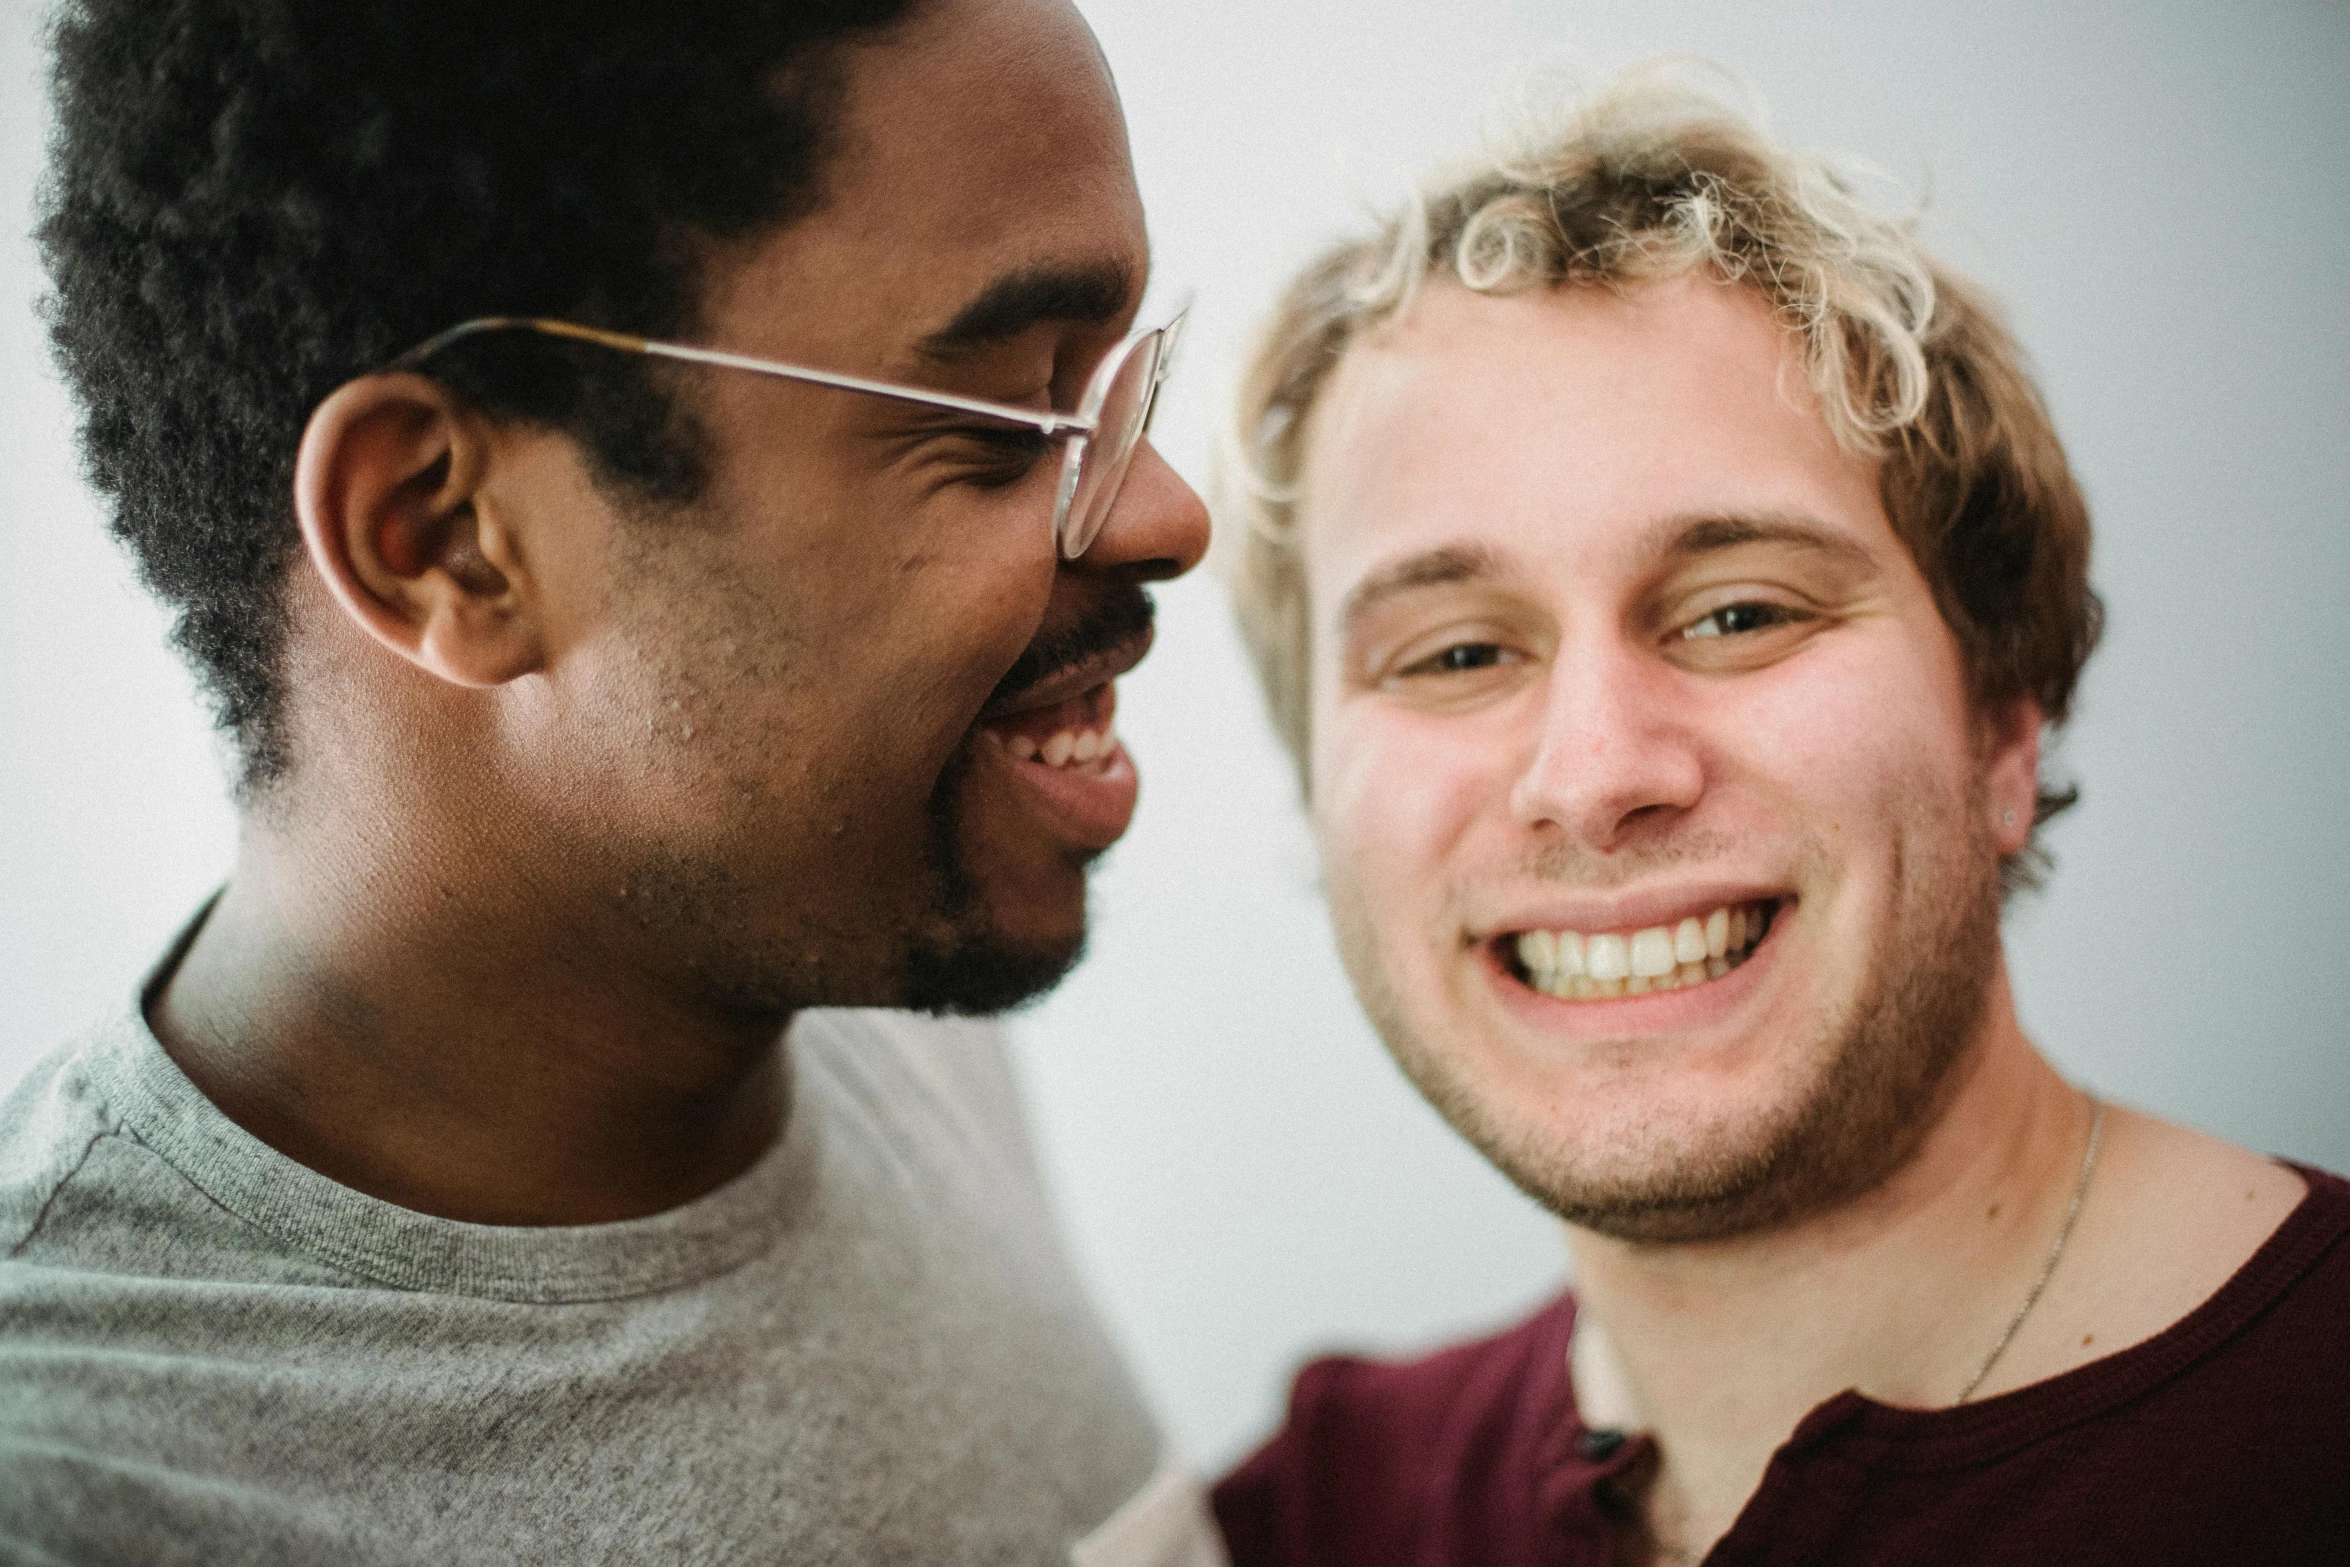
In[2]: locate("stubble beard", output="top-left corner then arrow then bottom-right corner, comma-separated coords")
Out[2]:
621,738 -> 1091,1022
599,552 -> 1149,1019
1337,779 -> 2006,1246
894,588 -> 1156,1014
896,738 -> 1090,1016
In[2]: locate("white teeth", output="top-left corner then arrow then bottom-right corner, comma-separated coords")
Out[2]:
1629,928 -> 1677,978
1511,901 -> 1774,1001
1017,726 -> 1116,769
1586,934 -> 1630,982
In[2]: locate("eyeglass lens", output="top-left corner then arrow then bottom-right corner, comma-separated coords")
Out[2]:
1058,329 -> 1167,559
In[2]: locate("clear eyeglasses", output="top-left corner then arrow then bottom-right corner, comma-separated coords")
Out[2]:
390,301 -> 1188,560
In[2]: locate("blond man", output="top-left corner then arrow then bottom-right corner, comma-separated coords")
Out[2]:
1211,73 -> 2347,1565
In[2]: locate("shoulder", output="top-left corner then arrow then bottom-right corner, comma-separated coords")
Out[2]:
2030,1106 -> 2325,1385
1995,1102 -> 2350,1419
2106,1106 -> 2312,1247
1213,1294 -> 1577,1567
0,1027 -> 132,1256
789,1009 -> 1046,1192
2221,1156 -> 2350,1335
1951,1152 -> 2350,1549
1,1019 -> 356,1294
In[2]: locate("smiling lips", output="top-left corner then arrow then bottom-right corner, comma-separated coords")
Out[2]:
968,617 -> 1155,850
978,679 -> 1138,849
1508,899 -> 1779,1000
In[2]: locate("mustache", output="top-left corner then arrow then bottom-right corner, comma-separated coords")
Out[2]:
1515,829 -> 1744,888
985,585 -> 1155,707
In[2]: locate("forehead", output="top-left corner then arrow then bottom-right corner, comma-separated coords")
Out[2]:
1297,275 -> 1887,599
702,0 -> 1147,357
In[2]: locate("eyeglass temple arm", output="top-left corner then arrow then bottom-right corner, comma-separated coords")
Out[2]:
389,316 -> 1099,438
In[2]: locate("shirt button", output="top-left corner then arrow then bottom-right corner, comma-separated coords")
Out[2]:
1578,1427 -> 1627,1460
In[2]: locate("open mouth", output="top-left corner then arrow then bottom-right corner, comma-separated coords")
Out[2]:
983,679 -> 1124,772
970,624 -> 1152,852
1499,898 -> 1782,1000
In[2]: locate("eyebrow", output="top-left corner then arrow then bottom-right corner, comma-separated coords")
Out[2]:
1658,511 -> 1878,571
915,260 -> 1137,362
1334,513 -> 1875,639
1338,542 -> 1514,638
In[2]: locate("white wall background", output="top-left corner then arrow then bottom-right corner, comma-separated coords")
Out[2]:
4,0 -> 2345,1474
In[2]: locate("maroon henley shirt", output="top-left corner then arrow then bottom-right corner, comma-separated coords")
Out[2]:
1215,1163 -> 2350,1565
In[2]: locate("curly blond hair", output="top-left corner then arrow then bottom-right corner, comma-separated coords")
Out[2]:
1226,66 -> 2100,885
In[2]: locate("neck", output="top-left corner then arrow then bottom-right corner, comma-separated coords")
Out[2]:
1566,967 -> 2095,1555
150,800 -> 793,1226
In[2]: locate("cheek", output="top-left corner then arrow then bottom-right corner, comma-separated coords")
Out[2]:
871,547 -> 1054,709
709,451 -> 1059,755
1742,615 -> 1973,787
1312,697 -> 1509,939
734,578 -> 1049,827
1722,627 -> 1980,928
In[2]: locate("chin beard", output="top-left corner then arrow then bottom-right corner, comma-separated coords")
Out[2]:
892,737 -> 1089,1018
899,924 -> 1087,1016
888,589 -> 1156,1016
608,747 -> 1089,1022
1354,786 -> 2007,1247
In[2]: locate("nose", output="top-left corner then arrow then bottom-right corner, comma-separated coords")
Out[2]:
1068,438 -> 1210,581
1509,633 -> 1706,850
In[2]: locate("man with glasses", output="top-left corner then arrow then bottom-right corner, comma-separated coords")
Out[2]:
0,0 -> 1218,1560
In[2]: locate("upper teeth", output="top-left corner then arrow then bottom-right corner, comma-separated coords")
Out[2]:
1514,902 -> 1771,999
1008,726 -> 1115,767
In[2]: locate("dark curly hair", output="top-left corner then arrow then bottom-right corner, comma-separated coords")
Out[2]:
39,0 -> 920,794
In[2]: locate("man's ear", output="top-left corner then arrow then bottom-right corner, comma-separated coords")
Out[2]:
1981,694 -> 2045,857
294,375 -> 544,688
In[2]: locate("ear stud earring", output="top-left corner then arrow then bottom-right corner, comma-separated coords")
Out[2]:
2002,808 -> 2018,828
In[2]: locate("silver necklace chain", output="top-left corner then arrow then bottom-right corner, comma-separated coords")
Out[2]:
1953,1096 -> 2106,1405
1632,1096 -> 2109,1561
